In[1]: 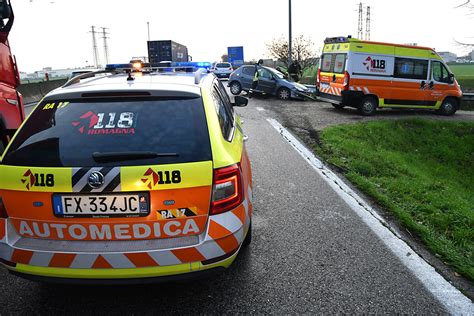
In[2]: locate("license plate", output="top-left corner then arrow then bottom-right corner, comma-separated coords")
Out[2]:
320,82 -> 330,88
52,193 -> 149,218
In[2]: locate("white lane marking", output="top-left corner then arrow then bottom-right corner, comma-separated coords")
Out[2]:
256,107 -> 265,112
266,118 -> 473,314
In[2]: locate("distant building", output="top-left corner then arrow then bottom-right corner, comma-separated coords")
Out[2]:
438,51 -> 457,63
470,50 -> 474,60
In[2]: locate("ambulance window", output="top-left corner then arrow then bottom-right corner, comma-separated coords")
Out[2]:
394,58 -> 428,80
321,54 -> 332,72
334,54 -> 346,73
431,61 -> 450,83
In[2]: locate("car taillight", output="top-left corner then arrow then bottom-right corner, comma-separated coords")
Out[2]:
316,69 -> 321,87
0,198 -> 8,219
210,164 -> 243,215
343,71 -> 350,91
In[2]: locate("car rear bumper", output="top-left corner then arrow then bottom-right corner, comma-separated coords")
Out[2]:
318,90 -> 364,107
0,197 -> 252,281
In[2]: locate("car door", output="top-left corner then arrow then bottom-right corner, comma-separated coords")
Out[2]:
256,68 -> 277,94
425,60 -> 455,107
240,66 -> 256,90
389,57 -> 429,107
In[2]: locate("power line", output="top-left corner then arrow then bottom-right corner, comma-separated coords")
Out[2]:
365,6 -> 371,40
89,26 -> 100,68
357,2 -> 364,39
101,27 -> 110,65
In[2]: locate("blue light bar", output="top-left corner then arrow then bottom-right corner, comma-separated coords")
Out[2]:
105,63 -> 134,70
172,61 -> 211,69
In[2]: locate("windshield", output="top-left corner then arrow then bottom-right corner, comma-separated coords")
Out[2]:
216,63 -> 231,68
2,97 -> 212,167
267,68 -> 288,80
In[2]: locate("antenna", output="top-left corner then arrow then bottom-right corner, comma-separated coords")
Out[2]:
89,26 -> 100,68
357,2 -> 364,39
365,6 -> 371,40
101,27 -> 110,65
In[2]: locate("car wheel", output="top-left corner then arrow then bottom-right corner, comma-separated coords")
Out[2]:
332,103 -> 345,109
358,96 -> 377,116
229,81 -> 242,95
242,220 -> 252,247
277,87 -> 291,100
437,98 -> 458,116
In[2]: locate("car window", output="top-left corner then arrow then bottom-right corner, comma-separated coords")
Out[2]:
211,86 -> 234,141
242,66 -> 255,76
216,63 -> 231,68
2,97 -> 212,167
258,68 -> 273,79
394,58 -> 428,80
431,61 -> 450,83
321,54 -> 333,72
333,54 -> 346,73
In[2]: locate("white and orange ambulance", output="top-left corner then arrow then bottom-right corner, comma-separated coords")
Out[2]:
317,36 -> 463,115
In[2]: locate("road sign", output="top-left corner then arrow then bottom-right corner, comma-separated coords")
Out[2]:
228,46 -> 244,67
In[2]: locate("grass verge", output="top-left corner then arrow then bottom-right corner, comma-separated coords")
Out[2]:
314,119 -> 474,280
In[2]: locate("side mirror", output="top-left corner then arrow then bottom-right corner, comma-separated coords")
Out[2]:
233,95 -> 248,107
449,73 -> 455,83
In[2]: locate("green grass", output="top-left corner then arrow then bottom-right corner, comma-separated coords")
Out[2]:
315,119 -> 474,280
449,64 -> 474,77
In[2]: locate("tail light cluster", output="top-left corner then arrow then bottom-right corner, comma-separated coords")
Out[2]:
343,71 -> 350,91
210,164 -> 243,215
0,197 -> 8,219
316,69 -> 321,88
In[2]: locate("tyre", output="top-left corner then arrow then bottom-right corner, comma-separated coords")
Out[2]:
358,96 -> 378,116
242,221 -> 252,247
229,81 -> 242,95
332,103 -> 345,109
277,87 -> 291,100
437,98 -> 458,116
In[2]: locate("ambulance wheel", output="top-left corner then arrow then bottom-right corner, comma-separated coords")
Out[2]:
437,98 -> 458,116
229,81 -> 242,95
332,103 -> 345,109
242,221 -> 252,247
358,96 -> 377,116
277,87 -> 291,100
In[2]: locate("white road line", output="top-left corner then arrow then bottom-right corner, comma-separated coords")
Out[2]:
267,118 -> 473,314
256,107 -> 265,112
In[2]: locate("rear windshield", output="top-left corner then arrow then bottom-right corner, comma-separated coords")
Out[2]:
2,97 -> 212,167
216,63 -> 231,68
320,53 -> 347,74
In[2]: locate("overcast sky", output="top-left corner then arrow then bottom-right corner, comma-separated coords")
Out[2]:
7,0 -> 474,72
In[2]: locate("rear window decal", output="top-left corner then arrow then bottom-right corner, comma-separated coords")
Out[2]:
72,111 -> 136,135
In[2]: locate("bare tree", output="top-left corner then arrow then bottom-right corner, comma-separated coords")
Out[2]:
266,34 -> 316,69
221,54 -> 228,62
454,0 -> 474,47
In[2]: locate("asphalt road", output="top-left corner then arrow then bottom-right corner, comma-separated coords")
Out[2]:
1,96 -> 466,314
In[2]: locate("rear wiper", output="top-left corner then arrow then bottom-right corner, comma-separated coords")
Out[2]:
92,151 -> 178,163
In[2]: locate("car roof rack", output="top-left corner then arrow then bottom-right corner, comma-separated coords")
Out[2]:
63,69 -> 118,88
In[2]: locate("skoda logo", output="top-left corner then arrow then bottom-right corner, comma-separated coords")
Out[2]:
88,171 -> 105,189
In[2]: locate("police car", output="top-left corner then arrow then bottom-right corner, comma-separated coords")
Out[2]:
0,62 -> 253,282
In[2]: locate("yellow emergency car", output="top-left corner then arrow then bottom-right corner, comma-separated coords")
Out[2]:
0,62 -> 253,283
317,36 -> 463,115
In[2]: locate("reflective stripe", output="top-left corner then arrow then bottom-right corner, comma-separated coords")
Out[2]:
364,87 -> 370,94
0,203 -> 252,272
